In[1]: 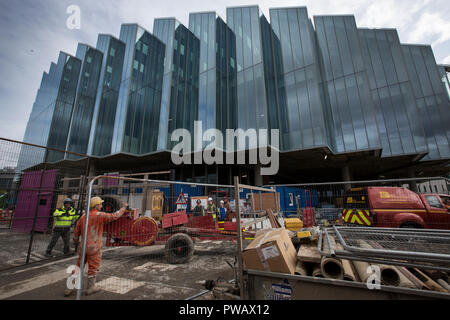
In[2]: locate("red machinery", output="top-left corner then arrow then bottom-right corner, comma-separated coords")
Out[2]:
104,210 -> 251,263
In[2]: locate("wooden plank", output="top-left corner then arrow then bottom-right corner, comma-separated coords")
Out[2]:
297,244 -> 322,263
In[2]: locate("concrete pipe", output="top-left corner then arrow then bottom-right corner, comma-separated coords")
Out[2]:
352,260 -> 372,283
295,261 -> 308,276
437,279 -> 450,293
312,264 -> 324,278
320,256 -> 344,280
379,264 -> 401,286
341,259 -> 356,281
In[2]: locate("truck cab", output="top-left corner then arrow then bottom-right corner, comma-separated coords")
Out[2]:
343,187 -> 450,230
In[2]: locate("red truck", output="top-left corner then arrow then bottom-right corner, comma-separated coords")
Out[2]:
342,187 -> 450,229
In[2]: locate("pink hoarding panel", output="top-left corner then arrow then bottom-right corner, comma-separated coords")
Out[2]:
11,170 -> 58,233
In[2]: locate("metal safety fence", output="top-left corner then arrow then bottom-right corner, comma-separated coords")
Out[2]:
73,175 -> 278,300
266,177 -> 450,229
0,138 -> 90,272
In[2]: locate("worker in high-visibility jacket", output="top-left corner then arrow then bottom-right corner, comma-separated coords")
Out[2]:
45,198 -> 79,257
193,199 -> 205,217
206,197 -> 218,220
66,197 -> 128,296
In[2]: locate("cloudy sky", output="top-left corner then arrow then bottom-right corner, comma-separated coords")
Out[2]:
0,0 -> 449,142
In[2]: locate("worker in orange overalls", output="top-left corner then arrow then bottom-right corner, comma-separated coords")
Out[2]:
65,197 -> 128,296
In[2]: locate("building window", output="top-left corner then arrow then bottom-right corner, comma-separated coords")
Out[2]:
86,56 -> 92,64
110,47 -> 115,57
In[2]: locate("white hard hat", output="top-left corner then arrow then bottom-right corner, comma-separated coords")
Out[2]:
220,200 -> 224,204
208,197 -> 213,201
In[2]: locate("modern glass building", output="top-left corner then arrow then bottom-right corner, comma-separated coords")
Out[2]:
19,5 -> 450,183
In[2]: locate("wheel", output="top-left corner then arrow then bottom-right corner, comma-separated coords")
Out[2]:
400,222 -> 422,229
165,233 -> 194,264
131,217 -> 158,246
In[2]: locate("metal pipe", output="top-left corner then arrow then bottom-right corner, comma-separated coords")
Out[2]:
324,229 -> 335,257
76,176 -> 96,300
317,231 -> 450,272
333,226 -> 450,263
234,176 -> 245,300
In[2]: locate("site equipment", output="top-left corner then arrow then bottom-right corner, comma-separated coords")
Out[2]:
342,187 -> 450,229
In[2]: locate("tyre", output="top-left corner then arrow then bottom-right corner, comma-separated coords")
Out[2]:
165,233 -> 194,264
400,222 -> 422,229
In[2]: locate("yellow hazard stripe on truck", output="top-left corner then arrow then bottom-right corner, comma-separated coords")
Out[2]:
343,209 -> 371,226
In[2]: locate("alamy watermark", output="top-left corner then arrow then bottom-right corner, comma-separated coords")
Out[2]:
170,121 -> 280,176
66,5 -> 81,30
366,265 -> 381,290
66,265 -> 81,290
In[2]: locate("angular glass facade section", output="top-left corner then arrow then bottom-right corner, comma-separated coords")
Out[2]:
358,29 -> 427,157
189,13 -> 238,141
260,14 -> 289,149
113,24 -> 165,154
66,44 -> 103,158
89,35 -> 126,156
270,7 -> 329,151
46,53 -> 82,162
227,6 -> 268,140
19,60 -> 64,170
314,15 -> 380,153
216,17 -> 238,135
154,19 -> 200,150
402,45 -> 450,160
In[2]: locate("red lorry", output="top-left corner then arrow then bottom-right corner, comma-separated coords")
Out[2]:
342,187 -> 450,229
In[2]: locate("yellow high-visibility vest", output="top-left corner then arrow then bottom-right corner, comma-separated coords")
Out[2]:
53,207 -> 78,228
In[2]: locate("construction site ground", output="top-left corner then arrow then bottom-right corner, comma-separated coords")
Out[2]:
0,231 -> 238,300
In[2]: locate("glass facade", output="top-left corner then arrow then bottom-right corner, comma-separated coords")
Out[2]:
270,7 -> 329,151
314,15 -> 381,154
21,4 -> 450,171
227,6 -> 268,145
46,53 -> 82,162
89,35 -> 126,156
154,19 -> 200,150
358,29 -> 427,157
402,45 -> 450,160
189,13 -> 237,145
66,44 -> 103,158
113,24 -> 166,155
260,14 -> 289,149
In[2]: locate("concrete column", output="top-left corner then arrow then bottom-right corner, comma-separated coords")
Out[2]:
342,166 -> 352,191
254,165 -> 263,186
408,168 -> 418,193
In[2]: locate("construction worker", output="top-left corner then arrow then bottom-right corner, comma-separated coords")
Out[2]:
193,199 -> 205,217
66,197 -> 128,296
218,200 -> 227,221
45,198 -> 79,257
206,197 -> 218,220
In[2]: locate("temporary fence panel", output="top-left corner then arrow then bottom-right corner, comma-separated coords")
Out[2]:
75,175 -> 243,300
0,138 -> 90,271
267,177 -> 450,229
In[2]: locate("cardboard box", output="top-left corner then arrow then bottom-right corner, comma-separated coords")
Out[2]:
242,228 -> 298,274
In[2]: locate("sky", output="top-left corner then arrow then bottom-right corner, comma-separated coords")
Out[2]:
0,0 -> 449,142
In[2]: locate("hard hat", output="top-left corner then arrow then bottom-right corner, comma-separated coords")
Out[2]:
196,199 -> 202,204
220,200 -> 224,204
90,196 -> 104,208
208,197 -> 213,201
63,198 -> 73,204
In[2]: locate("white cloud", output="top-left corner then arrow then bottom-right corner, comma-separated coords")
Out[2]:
443,55 -> 450,64
407,11 -> 450,46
